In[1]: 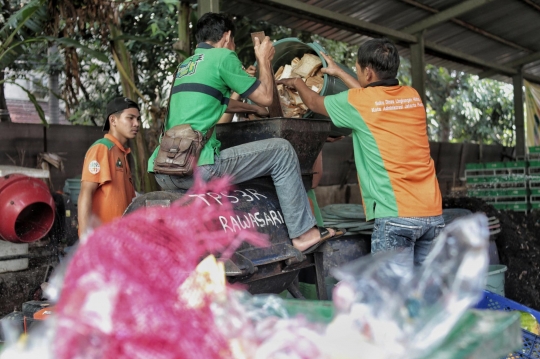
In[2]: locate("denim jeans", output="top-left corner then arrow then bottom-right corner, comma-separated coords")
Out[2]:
154,138 -> 316,238
371,215 -> 445,268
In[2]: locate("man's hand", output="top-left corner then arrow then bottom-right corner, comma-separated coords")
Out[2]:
276,77 -> 300,90
276,77 -> 329,117
253,36 -> 275,65
320,52 -> 341,77
245,65 -> 257,77
255,105 -> 269,117
248,37 -> 275,107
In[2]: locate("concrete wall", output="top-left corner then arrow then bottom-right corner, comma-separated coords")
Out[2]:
0,123 -> 103,191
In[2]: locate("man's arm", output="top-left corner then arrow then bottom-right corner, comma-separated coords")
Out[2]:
277,78 -> 329,117
320,52 -> 361,89
245,37 -> 275,107
218,98 -> 269,123
77,180 -> 98,236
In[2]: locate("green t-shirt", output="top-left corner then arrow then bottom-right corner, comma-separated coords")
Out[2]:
148,43 -> 259,172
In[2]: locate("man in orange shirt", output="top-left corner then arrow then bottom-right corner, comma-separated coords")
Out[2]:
78,97 -> 139,236
279,38 -> 444,267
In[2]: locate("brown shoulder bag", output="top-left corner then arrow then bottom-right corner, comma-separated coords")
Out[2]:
153,124 -> 212,176
153,69 -> 213,176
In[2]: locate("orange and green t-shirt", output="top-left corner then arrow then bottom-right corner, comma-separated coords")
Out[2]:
81,134 -> 135,225
324,84 -> 442,221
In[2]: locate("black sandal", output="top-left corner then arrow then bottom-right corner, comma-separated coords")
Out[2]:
302,227 -> 345,254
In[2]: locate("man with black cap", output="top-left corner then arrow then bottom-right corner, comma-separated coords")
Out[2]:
78,97 -> 140,236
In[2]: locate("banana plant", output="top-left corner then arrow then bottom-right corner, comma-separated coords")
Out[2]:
0,0 -> 49,125
0,0 -> 110,126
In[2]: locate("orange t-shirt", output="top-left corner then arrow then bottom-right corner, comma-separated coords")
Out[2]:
325,85 -> 442,220
81,134 -> 135,225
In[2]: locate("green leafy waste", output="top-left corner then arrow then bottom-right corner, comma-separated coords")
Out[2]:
518,310 -> 540,335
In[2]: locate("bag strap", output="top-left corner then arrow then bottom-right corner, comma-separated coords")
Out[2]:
162,68 -> 215,143
161,68 -> 179,138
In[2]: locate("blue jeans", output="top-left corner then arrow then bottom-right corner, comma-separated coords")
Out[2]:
154,138 -> 317,238
371,215 -> 445,267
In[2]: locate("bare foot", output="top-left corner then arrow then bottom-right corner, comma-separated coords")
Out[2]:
292,227 -> 336,252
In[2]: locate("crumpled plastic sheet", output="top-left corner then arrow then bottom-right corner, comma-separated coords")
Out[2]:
327,213 -> 491,359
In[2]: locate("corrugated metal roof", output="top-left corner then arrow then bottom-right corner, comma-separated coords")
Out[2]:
222,0 -> 540,83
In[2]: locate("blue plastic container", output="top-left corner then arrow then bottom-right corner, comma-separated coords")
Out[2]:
475,290 -> 540,359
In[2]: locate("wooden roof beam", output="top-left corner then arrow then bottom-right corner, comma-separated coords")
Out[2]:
402,0 -> 496,34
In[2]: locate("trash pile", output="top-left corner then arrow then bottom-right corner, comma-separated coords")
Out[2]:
275,53 -> 324,118
0,174 -> 522,359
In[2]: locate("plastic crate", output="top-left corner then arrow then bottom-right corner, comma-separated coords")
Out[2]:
467,176 -> 488,184
507,161 -> 527,168
507,203 -> 529,212
466,163 -> 484,170
486,162 -> 506,169
501,189 -> 528,196
529,146 -> 540,154
468,189 -> 491,197
530,189 -> 540,196
492,203 -> 508,210
476,290 -> 540,359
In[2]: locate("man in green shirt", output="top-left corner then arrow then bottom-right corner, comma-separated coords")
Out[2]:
149,13 -> 343,252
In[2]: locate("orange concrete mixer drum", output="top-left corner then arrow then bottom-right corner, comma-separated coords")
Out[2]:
0,174 -> 55,243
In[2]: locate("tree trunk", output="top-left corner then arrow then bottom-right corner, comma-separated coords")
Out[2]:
48,45 -> 60,124
177,1 -> 191,62
439,114 -> 451,142
0,70 -> 11,122
109,24 -> 158,194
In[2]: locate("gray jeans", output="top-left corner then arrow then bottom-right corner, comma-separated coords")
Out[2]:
154,138 -> 316,238
371,215 -> 445,268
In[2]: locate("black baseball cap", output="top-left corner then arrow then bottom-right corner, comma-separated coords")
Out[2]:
103,97 -> 140,131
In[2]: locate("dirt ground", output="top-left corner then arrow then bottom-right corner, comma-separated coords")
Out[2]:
444,197 -> 540,311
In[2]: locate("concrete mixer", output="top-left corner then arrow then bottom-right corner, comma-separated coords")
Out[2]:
0,174 -> 55,244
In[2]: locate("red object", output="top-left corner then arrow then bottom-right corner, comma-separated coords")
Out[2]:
33,305 -> 55,320
0,174 -> 55,243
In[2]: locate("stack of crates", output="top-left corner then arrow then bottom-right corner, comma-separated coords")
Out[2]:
465,161 -> 529,212
529,146 -> 540,211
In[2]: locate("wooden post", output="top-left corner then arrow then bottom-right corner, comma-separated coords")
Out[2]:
514,69 -> 525,158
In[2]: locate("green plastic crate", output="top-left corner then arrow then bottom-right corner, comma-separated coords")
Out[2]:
467,177 -> 486,184
528,160 -> 540,168
529,146 -> 540,154
492,203 -> 507,210
505,161 -> 526,168
500,189 -> 528,196
530,188 -> 540,196
465,163 -> 484,170
531,203 -> 540,209
485,162 -> 506,169
499,175 -> 526,183
507,203 -> 529,211
468,189 -> 490,197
